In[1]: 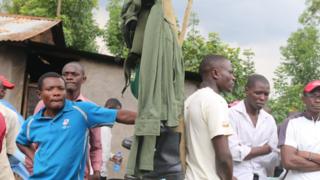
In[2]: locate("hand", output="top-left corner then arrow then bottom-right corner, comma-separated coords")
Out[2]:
232,176 -> 238,180
90,171 -> 100,180
261,143 -> 272,154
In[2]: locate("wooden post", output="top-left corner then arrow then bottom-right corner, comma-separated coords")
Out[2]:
56,0 -> 62,17
162,0 -> 193,171
162,0 -> 178,37
178,0 -> 193,46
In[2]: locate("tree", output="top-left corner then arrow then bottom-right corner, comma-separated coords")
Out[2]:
269,25 -> 320,122
103,0 -> 128,58
182,13 -> 255,102
102,3 -> 255,102
299,0 -> 320,26
268,0 -> 320,122
1,0 -> 100,52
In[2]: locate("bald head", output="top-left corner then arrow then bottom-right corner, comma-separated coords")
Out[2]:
61,61 -> 86,94
199,55 -> 235,93
62,62 -> 85,75
199,55 -> 228,79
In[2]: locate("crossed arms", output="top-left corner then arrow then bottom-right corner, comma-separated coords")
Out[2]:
281,145 -> 320,172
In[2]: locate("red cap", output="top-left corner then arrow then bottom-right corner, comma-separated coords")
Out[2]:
304,80 -> 320,93
0,75 -> 15,89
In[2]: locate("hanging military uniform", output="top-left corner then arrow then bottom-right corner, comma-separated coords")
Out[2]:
121,0 -> 185,179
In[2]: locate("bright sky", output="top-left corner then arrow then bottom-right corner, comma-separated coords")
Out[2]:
0,0 -> 305,83
95,0 -> 306,87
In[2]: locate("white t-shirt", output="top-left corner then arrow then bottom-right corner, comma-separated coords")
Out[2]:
0,104 -> 19,180
100,126 -> 112,177
184,87 -> 233,180
284,116 -> 320,180
228,100 -> 279,180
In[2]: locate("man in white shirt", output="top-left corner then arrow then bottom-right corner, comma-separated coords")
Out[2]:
228,74 -> 279,180
184,55 -> 235,180
281,80 -> 320,180
0,103 -> 20,180
101,98 -> 122,180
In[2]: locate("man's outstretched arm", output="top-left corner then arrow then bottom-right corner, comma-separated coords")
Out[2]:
116,110 -> 137,124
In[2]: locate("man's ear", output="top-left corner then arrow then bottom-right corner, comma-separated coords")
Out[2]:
245,86 -> 249,93
82,75 -> 87,83
211,67 -> 221,80
37,90 -> 42,100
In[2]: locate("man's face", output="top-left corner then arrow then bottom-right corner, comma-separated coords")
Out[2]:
303,88 -> 320,114
245,81 -> 270,110
62,64 -> 86,92
215,60 -> 235,92
0,84 -> 6,99
39,77 -> 66,111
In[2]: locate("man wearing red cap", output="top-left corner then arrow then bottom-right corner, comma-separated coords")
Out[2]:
0,75 -> 30,179
0,75 -> 15,99
280,80 -> 320,180
0,76 -> 10,151
0,103 -> 19,179
0,112 -> 6,153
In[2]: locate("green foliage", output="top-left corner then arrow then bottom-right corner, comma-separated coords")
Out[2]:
1,0 -> 100,52
103,0 -> 128,57
182,32 -> 255,102
299,0 -> 320,25
182,12 -> 255,102
270,25 -> 320,122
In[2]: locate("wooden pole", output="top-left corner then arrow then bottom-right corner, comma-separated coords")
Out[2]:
56,0 -> 62,17
162,0 -> 189,171
162,0 -> 178,36
178,0 -> 193,46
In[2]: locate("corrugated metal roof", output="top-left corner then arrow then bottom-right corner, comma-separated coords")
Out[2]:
0,14 -> 61,42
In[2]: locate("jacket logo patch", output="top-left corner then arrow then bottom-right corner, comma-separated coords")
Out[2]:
62,119 -> 70,129
222,121 -> 230,128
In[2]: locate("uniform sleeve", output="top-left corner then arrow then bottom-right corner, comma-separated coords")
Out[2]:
16,117 -> 32,146
5,108 -> 20,155
78,102 -> 117,128
228,110 -> 251,162
205,98 -> 233,139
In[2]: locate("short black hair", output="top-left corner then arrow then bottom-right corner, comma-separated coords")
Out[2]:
199,55 -> 227,78
105,98 -> 122,109
38,72 -> 64,90
245,74 -> 269,89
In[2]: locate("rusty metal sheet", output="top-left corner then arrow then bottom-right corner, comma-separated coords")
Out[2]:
0,14 -> 60,42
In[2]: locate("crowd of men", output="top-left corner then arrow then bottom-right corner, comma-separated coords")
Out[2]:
0,56 -> 320,180
0,62 -> 135,180
184,55 -> 320,180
